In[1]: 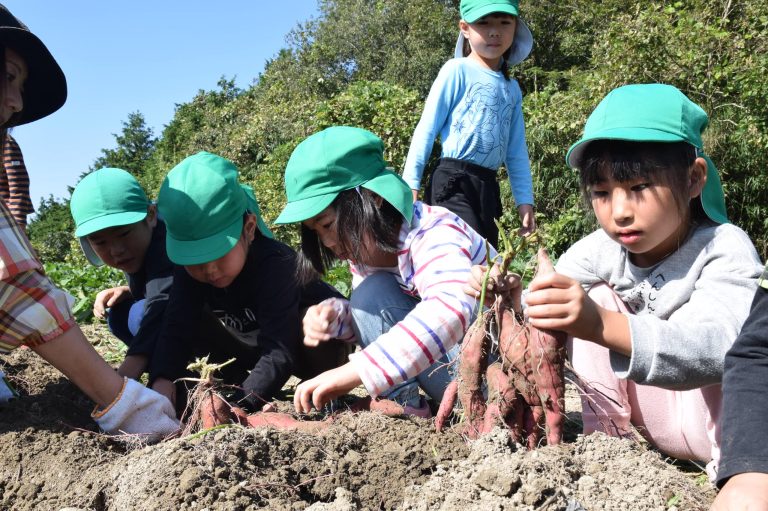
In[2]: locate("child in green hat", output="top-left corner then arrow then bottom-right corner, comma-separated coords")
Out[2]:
403,0 -> 536,247
150,152 -> 351,413
275,126 -> 497,417
0,3 -> 177,440
70,167 -> 175,381
468,83 -> 762,479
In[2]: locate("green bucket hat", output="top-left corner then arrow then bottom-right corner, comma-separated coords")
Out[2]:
455,0 -> 533,66
275,126 -> 413,225
566,83 -> 728,224
70,168 -> 150,266
157,152 -> 273,265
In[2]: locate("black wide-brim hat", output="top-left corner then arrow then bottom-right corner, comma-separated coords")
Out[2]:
0,4 -> 66,125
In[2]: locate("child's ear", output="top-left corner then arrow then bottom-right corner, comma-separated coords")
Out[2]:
689,157 -> 708,199
459,20 -> 471,38
145,204 -> 158,228
242,214 -> 257,243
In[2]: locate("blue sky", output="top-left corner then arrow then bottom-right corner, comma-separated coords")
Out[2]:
3,1 -> 319,211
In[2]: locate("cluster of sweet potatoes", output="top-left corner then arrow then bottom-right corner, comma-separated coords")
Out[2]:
436,248 -> 567,448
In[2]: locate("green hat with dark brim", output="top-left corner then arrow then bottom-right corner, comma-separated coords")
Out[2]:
275,126 -> 413,225
566,83 -> 728,225
70,167 -> 150,266
157,152 -> 273,265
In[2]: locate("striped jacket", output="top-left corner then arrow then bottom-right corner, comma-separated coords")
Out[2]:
326,201 -> 496,397
0,135 -> 34,228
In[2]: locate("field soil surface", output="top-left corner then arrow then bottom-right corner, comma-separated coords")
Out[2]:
0,326 -> 715,510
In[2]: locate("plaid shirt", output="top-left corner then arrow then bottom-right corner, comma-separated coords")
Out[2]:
1,200 -> 75,352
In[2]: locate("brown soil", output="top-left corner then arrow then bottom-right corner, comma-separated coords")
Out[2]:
0,326 -> 716,510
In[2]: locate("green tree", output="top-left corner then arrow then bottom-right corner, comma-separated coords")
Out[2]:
26,195 -> 74,262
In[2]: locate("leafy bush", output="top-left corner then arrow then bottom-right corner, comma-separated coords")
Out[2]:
44,260 -> 124,323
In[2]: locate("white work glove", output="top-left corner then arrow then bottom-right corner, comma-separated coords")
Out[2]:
0,369 -> 18,404
92,377 -> 179,442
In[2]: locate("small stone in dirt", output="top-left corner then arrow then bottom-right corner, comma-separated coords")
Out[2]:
472,468 -> 521,496
179,467 -> 204,492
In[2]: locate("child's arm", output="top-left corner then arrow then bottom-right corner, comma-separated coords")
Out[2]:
712,473 -> 768,510
504,80 -> 535,234
716,284 -> 768,496
402,61 -> 461,194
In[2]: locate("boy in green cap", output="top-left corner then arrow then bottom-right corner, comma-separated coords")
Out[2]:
70,167 -> 174,380
468,83 -> 762,480
150,152 -> 351,413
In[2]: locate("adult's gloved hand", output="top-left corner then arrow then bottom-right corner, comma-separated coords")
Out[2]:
92,377 -> 180,442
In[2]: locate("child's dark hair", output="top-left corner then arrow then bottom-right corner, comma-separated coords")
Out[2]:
461,14 -> 515,80
296,188 -> 403,285
576,140 -> 705,221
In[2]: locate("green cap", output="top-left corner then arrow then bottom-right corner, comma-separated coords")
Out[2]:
566,83 -> 728,224
460,0 -> 519,23
157,152 -> 273,265
71,168 -> 149,237
275,126 -> 413,225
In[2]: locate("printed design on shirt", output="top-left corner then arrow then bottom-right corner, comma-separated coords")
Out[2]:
453,82 -> 509,167
624,272 -> 666,314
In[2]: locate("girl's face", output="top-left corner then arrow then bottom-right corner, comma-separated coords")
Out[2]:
304,205 -> 396,267
1,47 -> 27,126
86,207 -> 157,274
460,14 -> 517,70
184,214 -> 256,288
588,159 -> 706,267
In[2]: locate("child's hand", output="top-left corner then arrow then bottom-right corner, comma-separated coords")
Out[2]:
526,272 -> 601,340
150,378 -> 177,409
711,473 -> 768,510
302,303 -> 339,347
463,264 -> 522,308
117,354 -> 148,380
526,273 -> 631,355
294,362 -> 362,413
518,204 -> 536,237
93,285 -> 132,319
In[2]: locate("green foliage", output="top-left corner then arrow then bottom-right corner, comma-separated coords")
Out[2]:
44,242 -> 124,323
26,195 -> 74,262
89,111 -> 158,193
324,262 -> 353,297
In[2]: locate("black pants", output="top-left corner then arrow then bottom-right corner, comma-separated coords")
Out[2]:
426,157 -> 501,249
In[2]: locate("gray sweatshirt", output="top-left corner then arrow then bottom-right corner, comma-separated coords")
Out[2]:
555,221 -> 763,390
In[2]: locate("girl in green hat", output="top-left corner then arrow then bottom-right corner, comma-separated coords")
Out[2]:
0,3 -> 178,440
469,83 -> 762,480
276,126 -> 497,417
403,0 -> 536,248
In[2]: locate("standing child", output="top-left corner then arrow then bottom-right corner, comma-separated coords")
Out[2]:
149,152 -> 351,413
0,3 -> 177,440
70,168 -> 174,380
519,84 -> 761,478
403,0 -> 535,246
275,126 -> 495,415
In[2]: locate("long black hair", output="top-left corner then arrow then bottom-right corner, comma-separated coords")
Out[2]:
296,187 -> 403,285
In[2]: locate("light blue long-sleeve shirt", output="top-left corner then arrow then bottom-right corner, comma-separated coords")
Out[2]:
402,57 -> 534,206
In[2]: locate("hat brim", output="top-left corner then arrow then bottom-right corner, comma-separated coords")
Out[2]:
462,3 -> 519,23
274,191 -> 337,225
166,213 -> 243,265
0,28 -> 67,126
74,210 -> 148,237
566,128 -> 685,169
79,237 -> 104,266
454,18 -> 533,66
